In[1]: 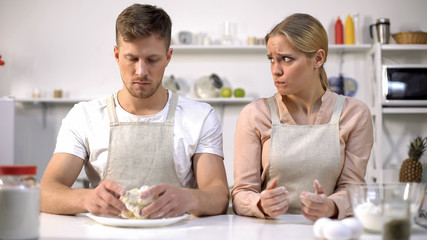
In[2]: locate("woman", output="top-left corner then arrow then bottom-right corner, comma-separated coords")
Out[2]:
231,13 -> 373,221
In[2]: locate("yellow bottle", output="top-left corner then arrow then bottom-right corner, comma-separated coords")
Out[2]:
345,14 -> 355,45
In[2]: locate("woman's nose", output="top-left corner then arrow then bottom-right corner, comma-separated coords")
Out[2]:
271,62 -> 283,76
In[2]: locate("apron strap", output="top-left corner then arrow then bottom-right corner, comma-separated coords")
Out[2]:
330,95 -> 345,124
268,94 -> 346,125
106,92 -> 178,125
267,96 -> 280,124
166,92 -> 178,123
106,94 -> 119,126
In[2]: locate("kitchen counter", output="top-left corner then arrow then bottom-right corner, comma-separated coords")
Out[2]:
40,213 -> 427,240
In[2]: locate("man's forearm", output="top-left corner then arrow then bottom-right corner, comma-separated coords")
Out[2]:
187,184 -> 229,216
40,181 -> 89,215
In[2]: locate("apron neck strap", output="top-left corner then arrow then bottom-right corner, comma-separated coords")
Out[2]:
267,96 -> 280,124
106,91 -> 179,125
268,94 -> 346,125
106,94 -> 118,125
166,92 -> 178,123
330,95 -> 345,124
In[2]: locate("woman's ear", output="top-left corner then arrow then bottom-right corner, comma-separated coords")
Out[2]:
314,49 -> 326,67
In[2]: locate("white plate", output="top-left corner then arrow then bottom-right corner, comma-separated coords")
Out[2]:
87,213 -> 189,228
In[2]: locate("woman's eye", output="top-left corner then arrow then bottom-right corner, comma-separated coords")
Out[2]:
282,57 -> 292,62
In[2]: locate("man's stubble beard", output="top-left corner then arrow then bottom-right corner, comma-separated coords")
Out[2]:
125,78 -> 162,99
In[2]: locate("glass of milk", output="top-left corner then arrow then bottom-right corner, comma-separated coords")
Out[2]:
0,166 -> 40,240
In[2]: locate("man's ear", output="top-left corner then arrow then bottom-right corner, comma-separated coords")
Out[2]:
114,45 -> 120,63
165,47 -> 173,66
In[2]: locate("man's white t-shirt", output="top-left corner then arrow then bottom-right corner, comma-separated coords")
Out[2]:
54,90 -> 224,188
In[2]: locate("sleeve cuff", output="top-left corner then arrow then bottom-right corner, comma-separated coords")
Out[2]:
330,196 -> 352,220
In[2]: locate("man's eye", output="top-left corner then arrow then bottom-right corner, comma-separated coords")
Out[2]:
147,59 -> 159,64
267,57 -> 275,63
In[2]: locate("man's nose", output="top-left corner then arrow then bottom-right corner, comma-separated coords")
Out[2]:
135,60 -> 148,77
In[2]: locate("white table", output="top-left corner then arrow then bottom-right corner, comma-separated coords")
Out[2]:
40,213 -> 427,240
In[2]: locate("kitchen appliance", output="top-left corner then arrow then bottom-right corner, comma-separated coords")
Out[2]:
370,18 -> 390,44
162,75 -> 180,93
382,65 -> 427,106
194,74 -> 223,98
328,76 -> 357,97
178,31 -> 192,45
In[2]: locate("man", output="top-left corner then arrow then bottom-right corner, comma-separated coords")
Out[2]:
40,4 -> 229,219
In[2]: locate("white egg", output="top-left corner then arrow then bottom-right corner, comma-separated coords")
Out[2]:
323,220 -> 351,240
341,217 -> 363,239
313,217 -> 332,238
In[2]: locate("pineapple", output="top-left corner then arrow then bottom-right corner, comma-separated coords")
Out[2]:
399,136 -> 426,183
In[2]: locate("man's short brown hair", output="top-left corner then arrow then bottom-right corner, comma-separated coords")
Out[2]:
115,4 -> 172,50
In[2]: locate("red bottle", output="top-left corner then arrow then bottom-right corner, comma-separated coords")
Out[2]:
335,17 -> 344,44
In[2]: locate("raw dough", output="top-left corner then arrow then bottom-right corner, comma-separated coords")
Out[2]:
120,186 -> 158,219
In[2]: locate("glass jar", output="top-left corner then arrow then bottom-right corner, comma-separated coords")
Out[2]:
0,166 -> 39,240
382,184 -> 412,240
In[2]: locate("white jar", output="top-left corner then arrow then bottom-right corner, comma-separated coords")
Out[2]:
0,166 -> 40,240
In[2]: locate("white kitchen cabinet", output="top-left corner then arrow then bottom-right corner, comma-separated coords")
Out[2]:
368,43 -> 427,183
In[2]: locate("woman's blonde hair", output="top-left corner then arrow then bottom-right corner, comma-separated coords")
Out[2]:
265,13 -> 329,90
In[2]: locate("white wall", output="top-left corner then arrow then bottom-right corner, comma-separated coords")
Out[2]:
1,0 -> 427,183
2,0 -> 427,99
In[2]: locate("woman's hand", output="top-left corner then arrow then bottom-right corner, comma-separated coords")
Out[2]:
300,180 -> 337,221
257,178 -> 289,218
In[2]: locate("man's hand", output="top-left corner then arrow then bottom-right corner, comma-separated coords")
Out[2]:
137,153 -> 228,219
138,184 -> 193,219
300,179 -> 337,221
84,180 -> 127,216
258,178 -> 289,218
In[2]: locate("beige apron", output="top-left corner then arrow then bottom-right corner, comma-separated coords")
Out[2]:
266,95 -> 345,214
100,92 -> 186,191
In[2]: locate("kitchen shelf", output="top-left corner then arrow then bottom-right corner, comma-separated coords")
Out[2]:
381,44 -> 427,51
191,97 -> 253,104
14,96 -> 253,128
171,44 -> 372,53
382,107 -> 427,114
171,45 -> 267,54
15,98 -> 91,104
328,44 -> 372,53
368,43 -> 427,183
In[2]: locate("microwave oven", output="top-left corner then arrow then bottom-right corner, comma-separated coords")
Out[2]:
382,65 -> 427,106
